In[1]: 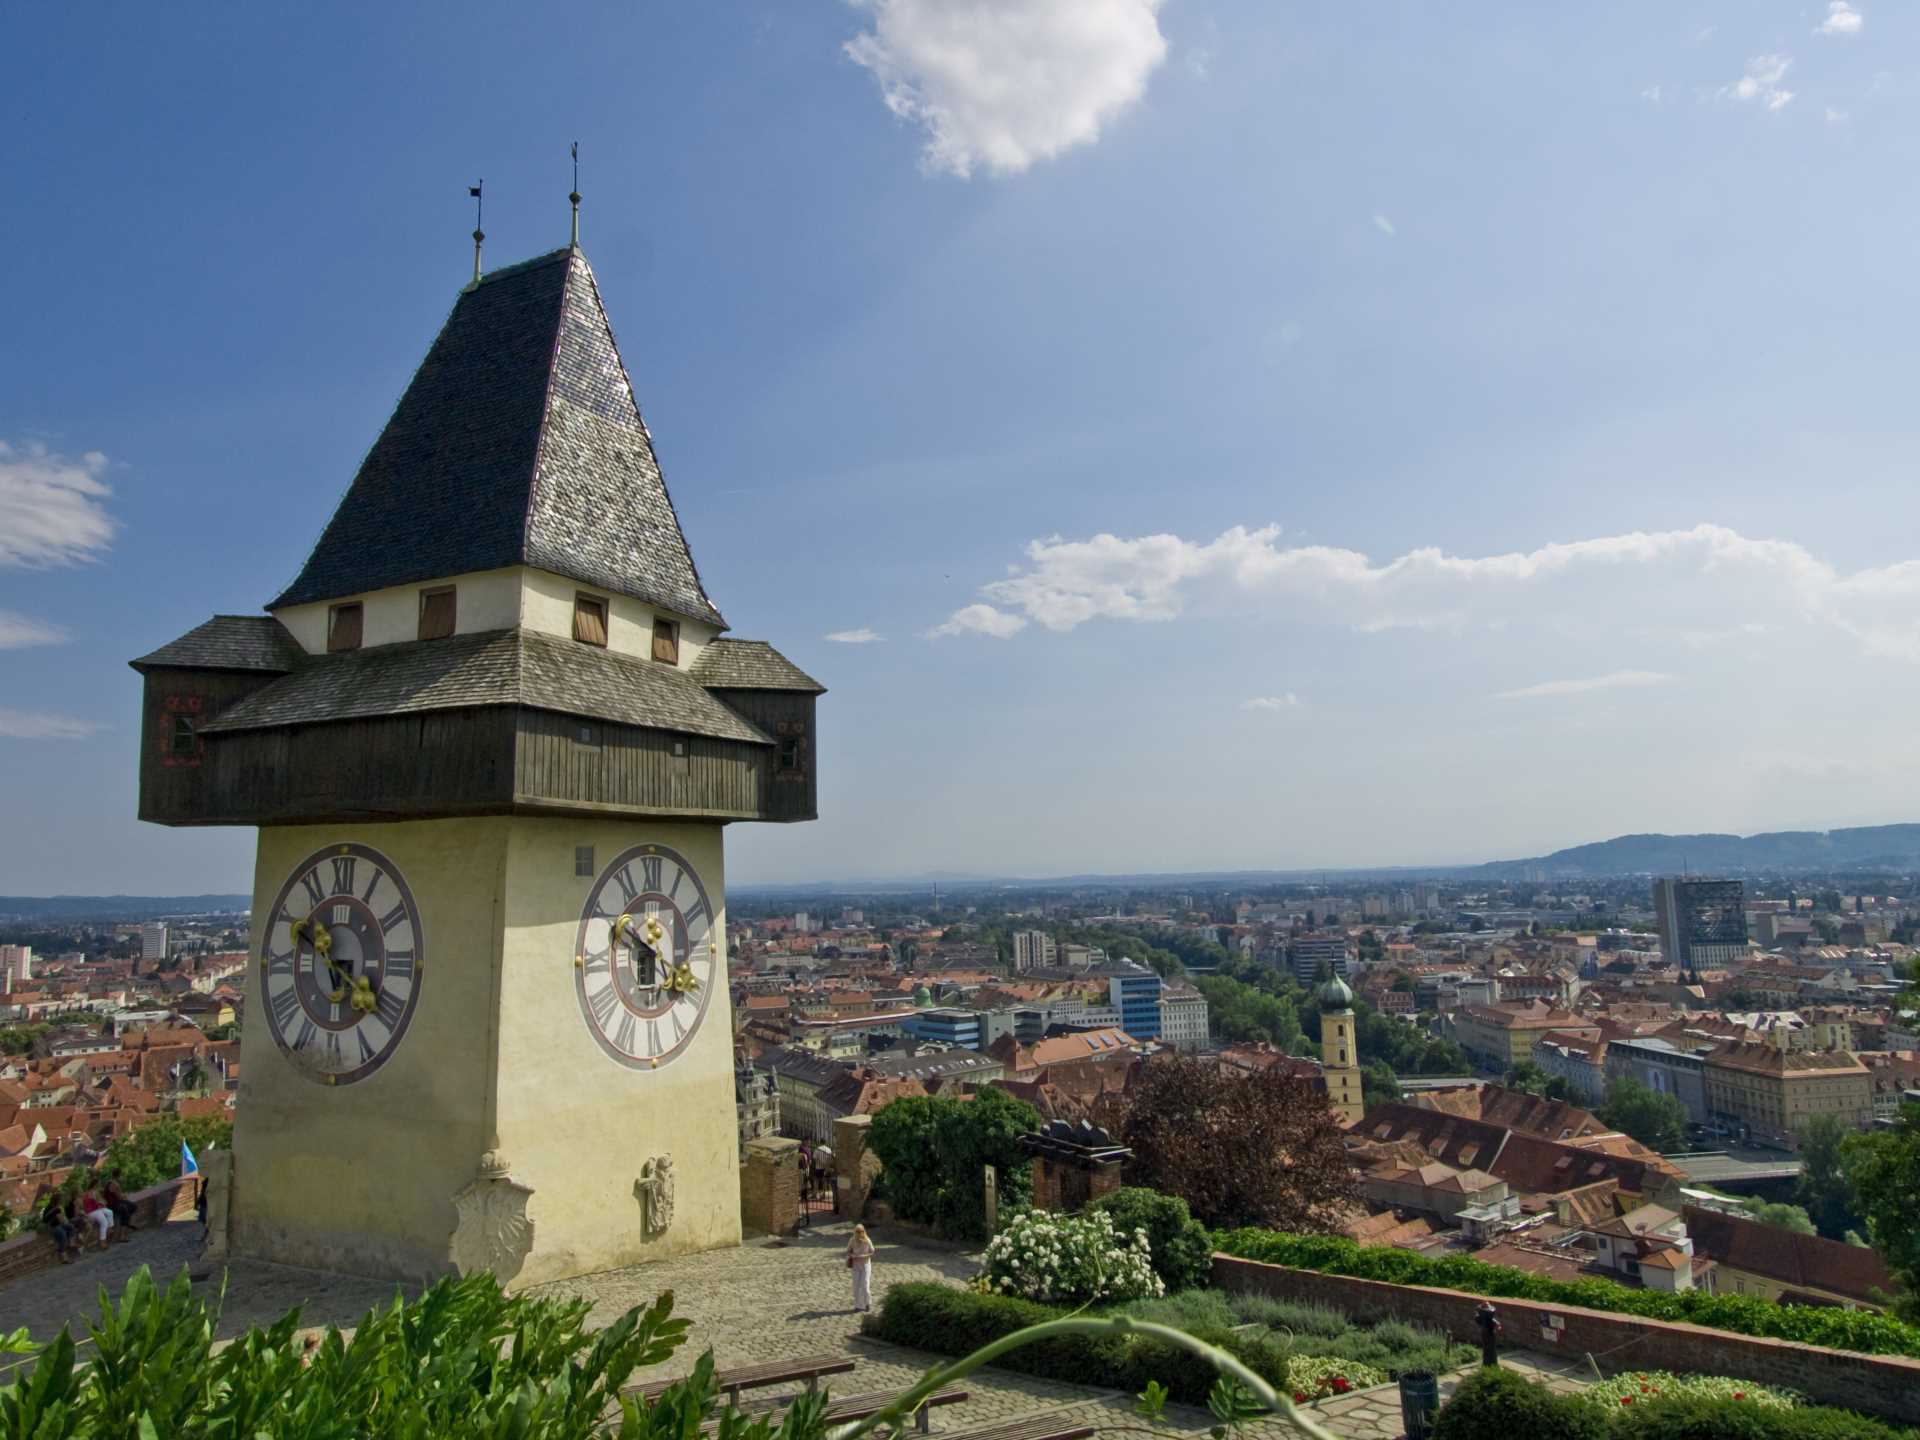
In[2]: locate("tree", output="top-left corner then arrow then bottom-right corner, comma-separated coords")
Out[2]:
1542,1076 -> 1573,1103
1597,1077 -> 1688,1153
1361,1060 -> 1402,1110
1504,1060 -> 1552,1096
1741,1199 -> 1817,1235
868,1087 -> 1037,1240
1843,1104 -> 1920,1320
97,1114 -> 234,1191
1795,1112 -> 1863,1240
1113,1055 -> 1357,1232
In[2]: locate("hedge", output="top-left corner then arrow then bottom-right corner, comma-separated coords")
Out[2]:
1435,1368 -> 1912,1440
859,1281 -> 1289,1406
1214,1230 -> 1920,1359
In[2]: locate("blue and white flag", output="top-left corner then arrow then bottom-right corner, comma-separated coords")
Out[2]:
181,1141 -> 199,1176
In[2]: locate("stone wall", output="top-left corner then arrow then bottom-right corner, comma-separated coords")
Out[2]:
1213,1253 -> 1920,1424
832,1114 -> 880,1220
0,1176 -> 201,1287
740,1137 -> 802,1237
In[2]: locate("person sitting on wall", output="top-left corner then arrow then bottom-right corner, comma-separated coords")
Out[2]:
41,1192 -> 79,1264
104,1173 -> 137,1234
79,1186 -> 115,1249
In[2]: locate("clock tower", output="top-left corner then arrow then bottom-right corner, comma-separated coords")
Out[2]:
130,241 -> 822,1286
1318,975 -> 1365,1127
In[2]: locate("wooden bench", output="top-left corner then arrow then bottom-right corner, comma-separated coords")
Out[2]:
624,1353 -> 856,1402
940,1418 -> 1095,1440
707,1386 -> 971,1435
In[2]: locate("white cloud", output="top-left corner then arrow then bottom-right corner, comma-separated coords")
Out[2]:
843,0 -> 1168,178
0,441 -> 117,569
0,709 -> 102,741
824,627 -> 883,644
932,522 -> 1920,662
1641,85 -> 1663,103
1827,106 -> 1851,125
1371,213 -> 1397,237
1817,2 -> 1863,37
1242,694 -> 1302,712
1724,54 -> 1795,110
0,611 -> 67,649
928,602 -> 1028,639
1493,670 -> 1671,701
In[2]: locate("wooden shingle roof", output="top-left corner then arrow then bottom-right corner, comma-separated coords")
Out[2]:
269,247 -> 724,629
691,639 -> 825,693
130,616 -> 304,673
198,628 -> 770,745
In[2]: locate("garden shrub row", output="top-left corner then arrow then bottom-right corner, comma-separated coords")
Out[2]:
860,1281 -> 1289,1406
1214,1230 -> 1920,1359
1434,1368 -> 1912,1440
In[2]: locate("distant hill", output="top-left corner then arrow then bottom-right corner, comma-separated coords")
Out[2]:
1480,824 -> 1920,878
0,894 -> 251,922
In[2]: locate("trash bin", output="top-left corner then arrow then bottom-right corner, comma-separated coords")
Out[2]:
1398,1371 -> 1440,1440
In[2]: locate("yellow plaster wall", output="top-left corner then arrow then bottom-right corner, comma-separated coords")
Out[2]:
231,817 -> 510,1281
518,567 -> 719,669
492,816 -> 742,1285
271,566 -> 525,653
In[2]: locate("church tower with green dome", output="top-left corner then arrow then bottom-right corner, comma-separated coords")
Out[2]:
1317,973 -> 1364,1126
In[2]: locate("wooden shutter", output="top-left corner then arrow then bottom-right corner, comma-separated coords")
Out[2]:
328,603 -> 363,653
651,618 -> 680,664
418,587 -> 456,640
573,594 -> 608,646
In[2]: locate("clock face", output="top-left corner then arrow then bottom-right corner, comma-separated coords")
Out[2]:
258,843 -> 423,1086
575,843 -> 719,1070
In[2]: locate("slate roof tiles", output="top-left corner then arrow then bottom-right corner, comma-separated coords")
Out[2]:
130,616 -> 305,673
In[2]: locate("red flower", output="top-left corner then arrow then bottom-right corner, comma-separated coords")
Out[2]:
1293,1392 -> 1307,1404
1733,1394 -> 1744,1401
1621,1397 -> 1633,1406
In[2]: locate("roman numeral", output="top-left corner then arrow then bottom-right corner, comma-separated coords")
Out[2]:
326,1031 -> 343,1066
642,856 -> 663,892
385,950 -> 415,981
380,902 -> 408,935
614,1012 -> 636,1054
613,866 -> 637,904
357,1029 -> 375,1064
270,986 -> 300,1030
331,903 -> 350,924
361,867 -> 383,904
683,897 -> 709,932
299,870 -> 325,908
266,949 -> 295,979
294,1018 -> 317,1051
671,1010 -> 686,1042
330,856 -> 356,895
375,987 -> 406,1030
667,866 -> 685,901
647,1019 -> 662,1055
588,985 -> 618,1029
582,950 -> 609,977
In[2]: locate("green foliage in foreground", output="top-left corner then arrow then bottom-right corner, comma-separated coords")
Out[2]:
1435,1366 -> 1910,1440
1089,1187 -> 1214,1293
1214,1230 -> 1920,1359
0,1265 -> 828,1440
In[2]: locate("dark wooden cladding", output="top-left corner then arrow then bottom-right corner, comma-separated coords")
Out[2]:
138,690 -> 815,826
706,691 -> 818,823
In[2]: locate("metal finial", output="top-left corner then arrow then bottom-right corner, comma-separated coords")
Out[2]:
569,142 -> 581,248
468,180 -> 485,287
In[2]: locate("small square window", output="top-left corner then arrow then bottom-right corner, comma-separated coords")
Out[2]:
651,617 -> 680,665
418,586 -> 456,641
328,602 -> 364,653
574,593 -> 608,647
168,713 -> 197,758
575,845 -> 595,878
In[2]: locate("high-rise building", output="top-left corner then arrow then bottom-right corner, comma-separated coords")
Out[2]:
0,944 -> 30,992
1012,930 -> 1056,971
1107,961 -> 1163,1041
1158,983 -> 1210,1050
1287,934 -> 1349,987
1318,975 -> 1364,1126
140,924 -> 170,962
1652,878 -> 1749,979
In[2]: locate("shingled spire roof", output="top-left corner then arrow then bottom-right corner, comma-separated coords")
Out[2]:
270,247 -> 725,628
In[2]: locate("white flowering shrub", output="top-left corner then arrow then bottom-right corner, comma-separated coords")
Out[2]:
980,1209 -> 1165,1305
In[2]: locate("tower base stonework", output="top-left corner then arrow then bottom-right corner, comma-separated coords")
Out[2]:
231,814 -> 742,1287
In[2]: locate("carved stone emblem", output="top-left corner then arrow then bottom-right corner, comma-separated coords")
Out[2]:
450,1149 -> 535,1282
636,1153 -> 675,1238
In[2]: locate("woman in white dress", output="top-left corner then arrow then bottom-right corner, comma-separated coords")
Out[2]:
846,1223 -> 875,1312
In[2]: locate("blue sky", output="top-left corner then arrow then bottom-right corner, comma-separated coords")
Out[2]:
4,1 -> 1919,893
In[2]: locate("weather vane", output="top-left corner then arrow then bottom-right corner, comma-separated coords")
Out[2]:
468,178 -> 485,287
569,142 -> 581,248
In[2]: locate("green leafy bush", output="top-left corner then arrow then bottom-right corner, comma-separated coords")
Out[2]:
1224,1296 -> 1351,1338
1433,1368 -> 1608,1440
0,1264 -> 829,1440
1579,1372 -> 1799,1412
1283,1354 -> 1386,1403
982,1209 -> 1162,1304
861,1281 -> 1288,1406
1611,1396 -> 1912,1439
1122,1290 -> 1238,1332
1090,1188 -> 1214,1292
1215,1230 -> 1920,1359
867,1088 -> 1037,1239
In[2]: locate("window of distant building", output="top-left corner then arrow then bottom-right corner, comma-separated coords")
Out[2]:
418,586 -> 456,641
573,593 -> 608,647
651,617 -> 680,665
168,713 -> 197,758
776,719 -> 806,777
327,602 -> 364,652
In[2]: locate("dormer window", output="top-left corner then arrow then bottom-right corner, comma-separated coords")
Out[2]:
418,586 -> 456,641
573,593 -> 608,647
328,602 -> 364,653
651,617 -> 680,665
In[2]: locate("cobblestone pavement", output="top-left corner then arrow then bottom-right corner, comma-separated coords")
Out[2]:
3,1215 -> 1592,1439
1300,1352 -> 1594,1440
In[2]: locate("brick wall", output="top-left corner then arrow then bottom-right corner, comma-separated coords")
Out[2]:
1030,1155 -> 1122,1214
1213,1254 -> 1920,1424
833,1114 -> 881,1221
0,1176 -> 200,1287
740,1137 -> 803,1236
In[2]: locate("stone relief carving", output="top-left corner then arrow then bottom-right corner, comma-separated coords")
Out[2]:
636,1153 -> 675,1238
450,1149 -> 535,1283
